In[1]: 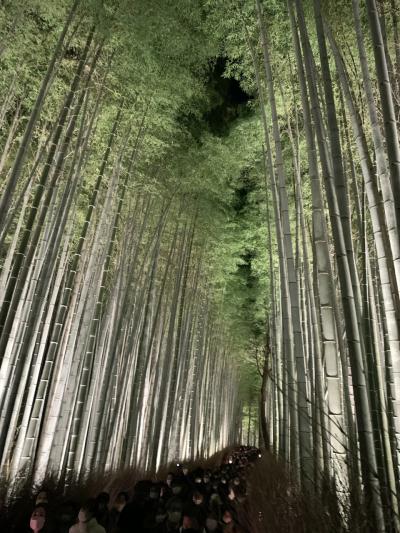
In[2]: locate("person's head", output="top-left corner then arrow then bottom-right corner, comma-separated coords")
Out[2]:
182,515 -> 193,529
59,501 -> 77,526
114,491 -> 129,512
155,506 -> 167,524
133,479 -> 152,498
96,491 -> 110,511
222,510 -> 233,524
30,505 -> 46,532
35,490 -> 48,505
192,491 -> 204,506
205,515 -> 219,532
210,492 -> 221,505
166,472 -> 174,487
168,509 -> 182,524
78,499 -> 97,523
183,515 -> 200,530
193,468 -> 203,483
149,484 -> 159,500
181,464 -> 189,476
227,487 -> 236,501
171,480 -> 183,496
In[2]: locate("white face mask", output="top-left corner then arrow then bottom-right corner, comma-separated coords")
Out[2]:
193,498 -> 203,505
30,517 -> 45,531
223,514 -> 232,524
156,514 -> 167,523
182,468 -> 189,475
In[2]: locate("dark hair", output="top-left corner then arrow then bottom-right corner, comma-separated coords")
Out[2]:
81,498 -> 97,516
134,480 -> 152,495
31,504 -> 47,515
96,492 -> 110,504
35,488 -> 48,496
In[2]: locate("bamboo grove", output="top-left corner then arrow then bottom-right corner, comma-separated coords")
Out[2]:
1,0 -> 400,530
0,0 -> 248,487
208,0 -> 400,529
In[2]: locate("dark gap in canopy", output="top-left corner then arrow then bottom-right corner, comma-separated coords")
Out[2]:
177,56 -> 253,140
204,56 -> 252,137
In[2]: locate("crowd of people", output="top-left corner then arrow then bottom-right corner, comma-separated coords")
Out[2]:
2,446 -> 261,533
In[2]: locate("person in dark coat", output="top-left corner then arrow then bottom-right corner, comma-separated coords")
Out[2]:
95,492 -> 111,532
57,500 -> 79,533
182,492 -> 207,530
109,492 -> 129,532
117,481 -> 151,532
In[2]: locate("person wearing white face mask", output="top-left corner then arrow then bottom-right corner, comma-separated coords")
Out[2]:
69,500 -> 105,533
182,491 -> 207,531
29,505 -> 47,533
